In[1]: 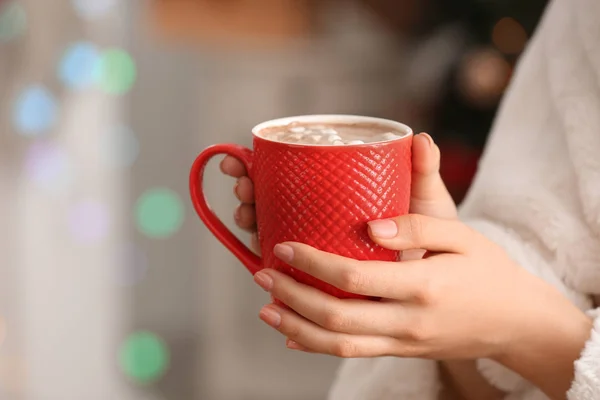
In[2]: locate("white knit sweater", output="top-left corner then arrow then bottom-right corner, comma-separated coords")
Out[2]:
328,0 -> 600,398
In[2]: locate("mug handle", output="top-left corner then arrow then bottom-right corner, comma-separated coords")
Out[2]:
189,144 -> 262,275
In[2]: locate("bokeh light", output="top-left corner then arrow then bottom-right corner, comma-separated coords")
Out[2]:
24,141 -> 73,190
117,244 -> 148,286
0,1 -> 27,42
58,42 -> 101,89
120,331 -> 169,384
98,49 -> 137,95
135,188 -> 184,238
457,49 -> 511,108
68,200 -> 110,244
103,125 -> 140,168
13,85 -> 58,135
492,17 -> 528,55
72,0 -> 117,20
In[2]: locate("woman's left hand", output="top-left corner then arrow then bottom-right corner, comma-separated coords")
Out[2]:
253,213 -> 575,361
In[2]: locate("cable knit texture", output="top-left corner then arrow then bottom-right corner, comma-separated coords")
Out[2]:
327,0 -> 600,398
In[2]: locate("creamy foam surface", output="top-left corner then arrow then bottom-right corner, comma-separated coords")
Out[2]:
258,122 -> 404,145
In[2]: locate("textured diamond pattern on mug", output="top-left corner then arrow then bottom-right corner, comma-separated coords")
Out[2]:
252,143 -> 411,299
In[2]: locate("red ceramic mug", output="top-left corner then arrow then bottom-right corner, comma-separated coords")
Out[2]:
190,115 -> 413,300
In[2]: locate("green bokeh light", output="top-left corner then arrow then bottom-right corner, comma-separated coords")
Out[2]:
120,332 -> 169,384
98,48 -> 136,95
135,188 -> 184,238
0,1 -> 27,42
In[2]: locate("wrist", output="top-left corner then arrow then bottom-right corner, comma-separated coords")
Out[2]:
439,360 -> 505,400
493,284 -> 592,398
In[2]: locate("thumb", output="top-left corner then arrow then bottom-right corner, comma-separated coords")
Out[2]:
410,133 -> 457,219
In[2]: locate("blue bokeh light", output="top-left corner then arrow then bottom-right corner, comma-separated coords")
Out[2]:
13,85 -> 58,135
58,42 -> 101,89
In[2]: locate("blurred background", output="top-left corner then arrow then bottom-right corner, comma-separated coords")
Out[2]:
0,0 -> 547,399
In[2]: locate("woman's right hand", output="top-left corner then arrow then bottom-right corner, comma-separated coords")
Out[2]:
220,133 -> 502,400
220,156 -> 261,255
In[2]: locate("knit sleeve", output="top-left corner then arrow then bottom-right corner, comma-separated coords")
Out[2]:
567,309 -> 600,400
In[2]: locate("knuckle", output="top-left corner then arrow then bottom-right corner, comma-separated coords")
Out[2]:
332,338 -> 358,358
339,265 -> 366,293
404,315 -> 432,342
413,276 -> 439,305
303,254 -> 318,274
322,306 -> 348,331
276,287 -> 297,308
405,214 -> 426,246
281,317 -> 301,339
269,280 -> 294,305
392,342 -> 421,358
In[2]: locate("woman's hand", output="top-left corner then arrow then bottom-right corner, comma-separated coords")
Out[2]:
220,153 -> 261,254
254,216 -> 591,399
254,214 -> 541,360
222,133 -> 497,397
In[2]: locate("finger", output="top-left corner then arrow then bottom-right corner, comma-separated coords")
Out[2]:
272,242 -> 430,299
410,133 -> 457,219
367,214 -> 475,253
220,156 -> 247,178
234,204 -> 256,232
258,304 -> 400,358
400,249 -> 427,261
234,176 -> 255,204
255,268 -> 407,336
251,232 -> 261,255
286,338 -> 314,352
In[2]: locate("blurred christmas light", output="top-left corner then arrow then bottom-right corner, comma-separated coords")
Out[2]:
58,42 -> 101,89
135,188 -> 184,238
68,200 -> 110,244
72,0 -> 117,20
13,85 -> 58,135
117,243 -> 148,286
492,17 -> 528,55
24,141 -> 73,190
0,1 -> 26,42
457,48 -> 511,108
120,332 -> 169,384
98,49 -> 137,95
103,125 -> 139,168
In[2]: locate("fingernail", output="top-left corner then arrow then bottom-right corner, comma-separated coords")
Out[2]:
259,306 -> 281,328
234,206 -> 241,221
233,182 -> 240,199
368,219 -> 398,238
419,132 -> 434,148
274,244 -> 294,263
254,271 -> 273,292
286,339 -> 304,350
